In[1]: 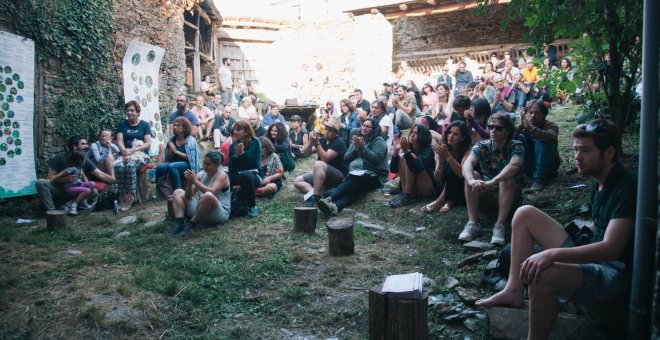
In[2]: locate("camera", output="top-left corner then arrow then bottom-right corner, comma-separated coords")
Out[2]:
563,220 -> 594,246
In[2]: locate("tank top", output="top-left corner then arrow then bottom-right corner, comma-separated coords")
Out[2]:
197,169 -> 231,213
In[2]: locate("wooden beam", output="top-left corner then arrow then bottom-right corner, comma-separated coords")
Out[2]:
184,20 -> 198,30
193,13 -> 201,93
221,20 -> 287,30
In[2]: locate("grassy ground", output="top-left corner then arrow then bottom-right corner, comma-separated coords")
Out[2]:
0,105 -> 640,339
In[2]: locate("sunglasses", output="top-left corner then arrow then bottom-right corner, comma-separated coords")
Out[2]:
577,122 -> 605,133
487,124 -> 505,132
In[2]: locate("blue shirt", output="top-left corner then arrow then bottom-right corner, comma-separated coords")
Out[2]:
261,113 -> 286,128
168,110 -> 199,126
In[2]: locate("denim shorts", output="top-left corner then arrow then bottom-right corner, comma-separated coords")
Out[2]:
558,237 -> 629,304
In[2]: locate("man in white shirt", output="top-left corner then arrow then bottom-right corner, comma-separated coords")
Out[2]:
217,58 -> 233,106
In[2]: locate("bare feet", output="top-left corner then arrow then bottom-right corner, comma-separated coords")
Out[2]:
475,287 -> 524,308
439,201 -> 453,212
421,198 -> 444,214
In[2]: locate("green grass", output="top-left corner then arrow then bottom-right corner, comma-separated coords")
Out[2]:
0,104 -> 640,338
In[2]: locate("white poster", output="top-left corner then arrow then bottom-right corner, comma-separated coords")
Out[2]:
122,40 -> 165,155
0,31 -> 36,198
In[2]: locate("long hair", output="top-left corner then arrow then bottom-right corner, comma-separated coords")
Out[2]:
489,112 -> 515,141
340,99 -> 356,113
259,136 -> 275,156
471,97 -> 492,128
443,120 -> 472,156
411,124 -> 432,152
267,121 -> 288,145
173,116 -> 192,138
233,120 -> 255,147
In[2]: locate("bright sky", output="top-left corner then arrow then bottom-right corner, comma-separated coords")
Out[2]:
213,0 -> 400,21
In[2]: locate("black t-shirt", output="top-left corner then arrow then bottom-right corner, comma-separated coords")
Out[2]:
357,99 -> 371,114
116,120 -> 152,148
168,137 -> 188,163
320,136 -> 347,175
49,152 -> 97,185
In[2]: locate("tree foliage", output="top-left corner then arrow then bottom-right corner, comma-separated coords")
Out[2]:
476,0 -> 643,130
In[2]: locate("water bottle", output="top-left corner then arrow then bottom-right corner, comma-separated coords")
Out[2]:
114,199 -> 119,214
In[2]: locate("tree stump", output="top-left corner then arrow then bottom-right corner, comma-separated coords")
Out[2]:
167,198 -> 175,221
327,217 -> 354,256
293,207 -> 317,233
46,210 -> 66,231
369,284 -> 429,340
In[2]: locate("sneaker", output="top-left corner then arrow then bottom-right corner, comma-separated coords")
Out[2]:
179,219 -> 193,236
388,193 -> 417,208
67,203 -> 78,216
490,223 -> 506,246
529,180 -> 545,191
170,219 -> 185,235
458,221 -> 481,242
317,197 -> 338,216
304,194 -> 321,208
79,201 -> 93,210
247,206 -> 259,218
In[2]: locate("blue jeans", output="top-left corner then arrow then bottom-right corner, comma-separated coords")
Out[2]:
155,162 -> 190,189
520,132 -> 560,181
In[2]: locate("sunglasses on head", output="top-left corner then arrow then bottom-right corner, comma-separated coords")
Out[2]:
577,122 -> 606,133
487,124 -> 505,132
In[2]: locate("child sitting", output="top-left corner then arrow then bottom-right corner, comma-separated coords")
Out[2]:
62,151 -> 96,215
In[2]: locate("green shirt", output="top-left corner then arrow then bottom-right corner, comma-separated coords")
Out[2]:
589,163 -> 637,265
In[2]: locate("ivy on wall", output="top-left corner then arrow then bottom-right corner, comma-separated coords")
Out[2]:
2,0 -> 124,142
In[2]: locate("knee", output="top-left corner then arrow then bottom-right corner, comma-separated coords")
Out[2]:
172,189 -> 185,198
312,161 -> 326,172
512,205 -> 539,226
36,178 -> 50,189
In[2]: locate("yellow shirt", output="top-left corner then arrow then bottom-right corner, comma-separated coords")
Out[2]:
522,67 -> 538,82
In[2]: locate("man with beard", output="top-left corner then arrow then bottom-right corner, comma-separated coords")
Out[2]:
515,99 -> 560,191
168,94 -> 199,137
249,113 -> 266,138
476,120 -> 636,340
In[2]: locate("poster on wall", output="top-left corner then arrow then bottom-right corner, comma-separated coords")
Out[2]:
0,31 -> 36,199
122,40 -> 165,155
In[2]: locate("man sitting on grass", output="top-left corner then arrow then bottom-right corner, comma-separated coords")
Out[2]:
459,112 -> 524,246
476,120 -> 636,340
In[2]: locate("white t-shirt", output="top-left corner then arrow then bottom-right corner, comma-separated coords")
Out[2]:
379,114 -> 394,150
219,65 -> 232,89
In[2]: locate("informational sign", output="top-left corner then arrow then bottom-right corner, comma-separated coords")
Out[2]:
122,40 -> 165,155
0,31 -> 36,198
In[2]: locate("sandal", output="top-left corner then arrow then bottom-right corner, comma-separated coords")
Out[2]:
439,202 -> 453,213
421,200 -> 443,214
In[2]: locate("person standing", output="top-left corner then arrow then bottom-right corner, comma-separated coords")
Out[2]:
218,57 -> 233,106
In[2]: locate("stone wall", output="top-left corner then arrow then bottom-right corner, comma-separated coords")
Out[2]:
112,0 -> 187,123
392,4 -> 526,56
253,14 -> 393,106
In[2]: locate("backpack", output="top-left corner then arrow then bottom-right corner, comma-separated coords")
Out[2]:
93,188 -> 117,212
229,187 -> 248,218
156,174 -> 174,198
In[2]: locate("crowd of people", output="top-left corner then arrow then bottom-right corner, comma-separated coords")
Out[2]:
34,49 -> 636,339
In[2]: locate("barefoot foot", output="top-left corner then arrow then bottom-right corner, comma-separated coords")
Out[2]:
475,287 -> 524,307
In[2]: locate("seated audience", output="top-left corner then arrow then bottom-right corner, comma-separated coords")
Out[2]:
207,93 -> 223,114
421,83 -> 438,115
516,99 -> 560,191
114,100 -> 153,211
316,118 -> 388,215
200,75 -> 216,97
459,112 -> 524,245
422,121 -> 472,214
288,115 -> 309,159
353,89 -> 371,114
212,105 -> 236,149
338,98 -> 360,147
491,74 -> 517,120
476,120 -> 636,340
36,136 -> 115,211
191,95 -> 214,140
249,112 -> 266,138
266,121 -> 295,173
388,124 -> 437,208
391,85 -> 415,130
237,96 -> 257,120
256,136 -> 284,197
501,58 -> 521,85
464,97 -> 492,141
294,118 -> 348,207
370,100 -> 394,150
314,107 -> 330,136
60,150 -> 96,215
88,129 -> 118,179
155,117 -> 200,192
261,103 -> 286,129
170,150 -> 230,236
454,61 -> 474,95
228,120 -> 262,218
481,61 -> 498,86
433,83 -> 453,123
436,67 -> 453,89
168,94 -> 199,137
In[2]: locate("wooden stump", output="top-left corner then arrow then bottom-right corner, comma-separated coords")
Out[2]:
46,210 -> 66,231
293,207 -> 317,233
167,198 -> 175,221
369,284 -> 429,340
327,217 -> 354,256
